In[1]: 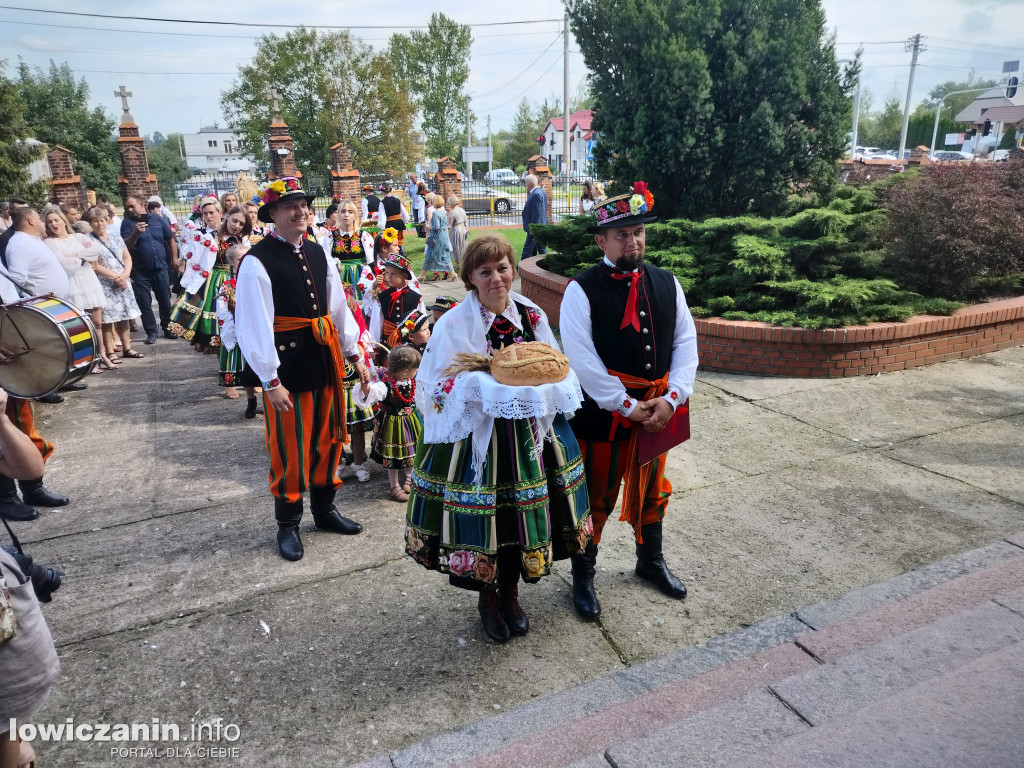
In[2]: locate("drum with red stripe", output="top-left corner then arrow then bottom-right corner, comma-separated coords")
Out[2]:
0,295 -> 99,398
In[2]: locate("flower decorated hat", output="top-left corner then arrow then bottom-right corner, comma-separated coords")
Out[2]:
587,181 -> 656,233
427,296 -> 460,312
382,251 -> 414,279
256,176 -> 315,223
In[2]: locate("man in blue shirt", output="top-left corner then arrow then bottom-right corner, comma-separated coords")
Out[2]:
521,174 -> 548,260
121,197 -> 177,344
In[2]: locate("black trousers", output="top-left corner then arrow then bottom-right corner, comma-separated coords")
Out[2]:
131,266 -> 172,336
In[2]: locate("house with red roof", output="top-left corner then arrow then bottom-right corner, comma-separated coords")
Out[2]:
539,110 -> 596,174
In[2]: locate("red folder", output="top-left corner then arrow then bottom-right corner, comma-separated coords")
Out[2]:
637,399 -> 690,465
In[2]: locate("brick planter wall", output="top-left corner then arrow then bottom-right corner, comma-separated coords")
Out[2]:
518,257 -> 1024,377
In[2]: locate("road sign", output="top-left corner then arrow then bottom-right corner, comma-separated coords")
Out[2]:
461,146 -> 492,163
944,133 -> 964,146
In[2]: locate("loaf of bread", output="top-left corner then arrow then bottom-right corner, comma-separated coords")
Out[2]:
490,342 -> 569,386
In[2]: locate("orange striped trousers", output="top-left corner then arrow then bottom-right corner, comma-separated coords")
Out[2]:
578,439 -> 671,544
5,397 -> 54,462
263,384 -> 343,502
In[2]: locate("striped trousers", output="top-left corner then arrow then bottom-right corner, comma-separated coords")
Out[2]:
577,439 -> 671,544
5,397 -> 54,462
262,384 -> 343,502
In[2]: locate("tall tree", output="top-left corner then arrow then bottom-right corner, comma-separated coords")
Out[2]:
497,99 -> 545,169
859,90 -> 902,149
923,73 -> 997,115
221,28 -> 419,182
568,0 -> 853,218
0,62 -> 48,205
389,14 -> 472,160
147,133 -> 190,202
16,60 -> 119,199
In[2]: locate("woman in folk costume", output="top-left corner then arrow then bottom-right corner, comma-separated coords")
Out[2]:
320,199 -> 374,299
367,248 -> 425,346
376,183 -> 409,248
404,234 -> 592,644
168,201 -> 252,352
360,184 -> 381,225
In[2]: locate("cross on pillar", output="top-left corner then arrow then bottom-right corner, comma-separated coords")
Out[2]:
268,86 -> 282,120
115,85 -> 133,118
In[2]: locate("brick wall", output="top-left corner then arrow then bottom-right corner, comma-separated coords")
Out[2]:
268,121 -> 298,179
527,155 -> 554,223
116,123 -> 158,201
329,142 -> 361,202
518,258 -> 1024,376
435,157 -> 463,206
46,146 -> 85,208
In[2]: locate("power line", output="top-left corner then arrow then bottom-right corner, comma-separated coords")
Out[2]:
470,33 -> 561,99
476,51 -> 564,112
0,5 -> 560,29
929,37 -> 1024,53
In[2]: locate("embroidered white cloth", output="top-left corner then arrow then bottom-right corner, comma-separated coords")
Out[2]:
415,290 -> 583,483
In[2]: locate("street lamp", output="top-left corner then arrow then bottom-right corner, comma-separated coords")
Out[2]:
838,55 -> 862,159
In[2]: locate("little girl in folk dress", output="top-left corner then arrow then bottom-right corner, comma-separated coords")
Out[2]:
370,345 -> 423,502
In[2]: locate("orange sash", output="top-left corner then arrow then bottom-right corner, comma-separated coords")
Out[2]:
608,368 -> 669,542
273,315 -> 348,444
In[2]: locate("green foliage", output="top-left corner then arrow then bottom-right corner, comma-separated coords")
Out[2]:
999,127 -> 1019,150
0,62 -> 48,204
567,0 -> 853,219
146,133 -> 189,202
389,14 -> 472,161
15,60 -> 119,199
221,28 -> 419,179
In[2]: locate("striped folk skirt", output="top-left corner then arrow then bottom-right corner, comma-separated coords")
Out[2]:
369,406 -> 423,468
168,265 -> 229,350
342,376 -> 376,434
336,258 -> 366,301
405,414 -> 592,592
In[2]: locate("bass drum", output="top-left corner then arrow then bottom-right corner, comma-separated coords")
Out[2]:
0,296 -> 99,398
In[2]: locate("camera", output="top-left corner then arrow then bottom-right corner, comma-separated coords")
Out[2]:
1,543 -> 63,603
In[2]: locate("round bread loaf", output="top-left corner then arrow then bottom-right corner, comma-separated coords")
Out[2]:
490,342 -> 569,386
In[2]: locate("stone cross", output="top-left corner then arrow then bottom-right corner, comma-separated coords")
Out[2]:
268,86 -> 282,118
115,85 -> 132,117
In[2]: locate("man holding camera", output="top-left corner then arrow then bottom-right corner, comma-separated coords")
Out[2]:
121,196 -> 176,345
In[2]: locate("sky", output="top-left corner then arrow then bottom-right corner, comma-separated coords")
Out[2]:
1,0 -> 1023,142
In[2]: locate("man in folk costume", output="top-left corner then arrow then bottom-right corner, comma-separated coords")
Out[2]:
560,182 -> 698,619
376,184 -> 409,247
235,177 -> 371,561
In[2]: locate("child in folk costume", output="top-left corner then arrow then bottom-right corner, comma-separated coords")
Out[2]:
216,244 -> 261,418
370,345 -> 423,502
367,248 -> 425,346
336,284 -> 377,483
321,199 -> 375,299
390,307 -> 431,352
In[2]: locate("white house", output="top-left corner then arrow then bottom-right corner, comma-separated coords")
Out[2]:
181,125 -> 257,174
539,110 -> 596,174
953,64 -> 1024,151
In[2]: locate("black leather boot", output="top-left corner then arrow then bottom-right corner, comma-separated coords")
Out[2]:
635,522 -> 687,599
274,497 -> 304,561
244,397 -> 258,419
308,485 -> 362,535
19,478 -> 70,507
478,590 -> 510,643
0,475 -> 38,521
499,584 -> 529,636
570,543 -> 601,619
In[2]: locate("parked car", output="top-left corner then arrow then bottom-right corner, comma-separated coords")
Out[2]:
483,168 -> 517,183
461,181 -> 519,215
931,150 -> 973,162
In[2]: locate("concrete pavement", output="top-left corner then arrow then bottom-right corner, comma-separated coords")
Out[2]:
12,287 -> 1024,766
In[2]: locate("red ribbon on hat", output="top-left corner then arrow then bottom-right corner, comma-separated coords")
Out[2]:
611,270 -> 641,331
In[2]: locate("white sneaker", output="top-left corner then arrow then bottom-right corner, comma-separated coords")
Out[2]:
352,464 -> 371,483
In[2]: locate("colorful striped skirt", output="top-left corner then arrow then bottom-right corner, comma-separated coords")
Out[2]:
168,265 -> 229,350
336,258 -> 366,301
369,406 -> 423,468
342,377 -> 376,434
218,344 -> 246,387
405,414 -> 592,592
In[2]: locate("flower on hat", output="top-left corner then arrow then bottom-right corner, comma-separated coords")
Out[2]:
632,181 -> 654,212
381,227 -> 398,244
629,194 -> 645,214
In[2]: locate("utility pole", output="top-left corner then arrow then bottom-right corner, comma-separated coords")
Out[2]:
850,48 -> 863,157
487,114 -> 492,173
563,7 -> 570,202
898,34 -> 926,160
466,95 -> 472,179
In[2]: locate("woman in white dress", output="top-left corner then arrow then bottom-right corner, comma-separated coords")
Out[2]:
83,206 -> 144,363
42,205 -> 117,370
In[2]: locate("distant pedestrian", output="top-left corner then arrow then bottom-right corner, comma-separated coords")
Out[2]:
377,184 -> 409,247
407,173 -> 420,227
521,174 -> 548,261
361,184 -> 381,224
121,196 -> 175,344
446,195 -> 468,269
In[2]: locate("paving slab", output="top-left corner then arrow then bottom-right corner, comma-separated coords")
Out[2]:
732,640 -> 1024,768
695,371 -> 839,402
773,600 -> 1024,725
994,585 -> 1024,616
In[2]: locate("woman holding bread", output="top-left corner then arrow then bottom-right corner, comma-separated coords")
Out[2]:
405,234 -> 592,644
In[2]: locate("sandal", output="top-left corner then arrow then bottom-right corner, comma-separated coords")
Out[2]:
402,478 -> 412,493
121,349 -> 145,358
389,486 -> 409,502
354,466 -> 371,483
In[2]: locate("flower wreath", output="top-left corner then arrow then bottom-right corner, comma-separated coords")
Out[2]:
258,177 -> 301,207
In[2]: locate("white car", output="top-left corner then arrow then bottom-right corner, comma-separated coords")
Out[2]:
484,168 -> 517,183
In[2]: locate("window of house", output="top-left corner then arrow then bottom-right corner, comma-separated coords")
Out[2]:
224,143 -> 232,153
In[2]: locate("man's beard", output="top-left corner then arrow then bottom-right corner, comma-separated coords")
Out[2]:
615,252 -> 644,271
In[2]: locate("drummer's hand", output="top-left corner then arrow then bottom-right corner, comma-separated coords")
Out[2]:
354,361 -> 371,386
641,398 -> 674,433
0,346 -> 13,365
266,385 -> 292,412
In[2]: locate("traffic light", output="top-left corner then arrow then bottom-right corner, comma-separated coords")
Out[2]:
983,119 -> 992,137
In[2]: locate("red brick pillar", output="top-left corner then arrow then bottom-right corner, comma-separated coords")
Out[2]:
46,146 -> 85,208
329,143 -> 361,202
527,155 -> 553,223
435,157 -> 463,206
268,120 -> 298,180
115,90 -> 159,202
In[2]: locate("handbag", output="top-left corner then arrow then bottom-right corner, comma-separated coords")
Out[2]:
91,234 -> 127,290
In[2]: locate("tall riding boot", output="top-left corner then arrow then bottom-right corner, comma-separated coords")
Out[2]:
635,522 -> 687,599
570,543 -> 601,619
497,549 -> 528,635
18,477 -> 69,507
0,474 -> 38,522
274,497 -> 304,561
308,485 -> 363,535
478,590 -> 511,643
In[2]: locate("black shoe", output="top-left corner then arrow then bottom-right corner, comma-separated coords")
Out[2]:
274,497 -> 304,561
60,382 -> 88,392
499,584 -> 529,636
18,478 -> 69,507
244,397 -> 258,419
37,393 -> 64,404
635,522 -> 687,599
0,494 -> 39,521
308,485 -> 362,534
163,331 -> 177,340
571,542 -> 601,619
144,333 -> 157,345
478,591 -> 510,643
